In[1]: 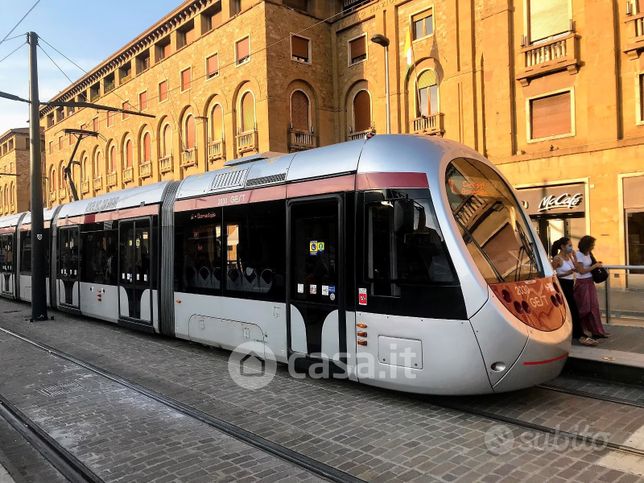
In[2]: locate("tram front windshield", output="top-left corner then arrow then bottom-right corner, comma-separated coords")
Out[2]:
445,158 -> 542,283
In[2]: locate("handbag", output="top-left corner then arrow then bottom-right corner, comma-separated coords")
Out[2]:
590,253 -> 608,284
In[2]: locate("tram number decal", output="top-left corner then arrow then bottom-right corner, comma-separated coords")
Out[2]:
514,286 -> 530,296
358,288 -> 368,306
529,295 -> 547,308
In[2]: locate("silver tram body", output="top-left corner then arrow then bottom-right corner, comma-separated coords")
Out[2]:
0,135 -> 571,394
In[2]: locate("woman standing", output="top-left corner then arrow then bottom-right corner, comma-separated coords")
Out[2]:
551,238 -> 597,346
573,235 -> 610,338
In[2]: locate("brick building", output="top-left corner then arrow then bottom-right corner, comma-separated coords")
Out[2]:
0,128 -> 32,215
41,0 -> 644,280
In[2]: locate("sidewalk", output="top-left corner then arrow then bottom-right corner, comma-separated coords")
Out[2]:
566,324 -> 644,384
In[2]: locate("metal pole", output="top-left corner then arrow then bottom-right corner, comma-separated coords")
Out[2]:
605,269 -> 611,325
27,31 -> 48,321
384,45 -> 390,134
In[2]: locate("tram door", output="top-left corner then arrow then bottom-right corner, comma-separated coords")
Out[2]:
58,227 -> 80,308
288,197 -> 344,360
0,234 -> 15,296
118,219 -> 152,323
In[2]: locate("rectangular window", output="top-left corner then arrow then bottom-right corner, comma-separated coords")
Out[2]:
177,21 -> 196,49
119,62 -> 132,83
136,50 -> 150,74
291,35 -> 310,63
236,36 -> 250,65
92,118 -> 99,132
530,91 -> 572,140
639,74 -> 644,122
155,37 -> 171,62
122,101 -> 132,120
349,35 -> 366,65
206,53 -> 219,78
104,73 -> 115,93
181,68 -> 191,91
529,0 -> 569,42
89,83 -> 100,101
412,9 -> 433,40
201,3 -> 222,34
58,137 -> 63,150
47,113 -> 54,128
80,224 -> 118,285
139,91 -> 147,111
159,80 -> 168,102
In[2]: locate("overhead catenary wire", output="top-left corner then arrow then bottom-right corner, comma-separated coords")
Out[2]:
38,44 -> 75,85
0,0 -> 41,46
0,41 -> 26,66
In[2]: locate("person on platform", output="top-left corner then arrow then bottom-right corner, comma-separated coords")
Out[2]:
551,237 -> 597,346
573,235 -> 610,339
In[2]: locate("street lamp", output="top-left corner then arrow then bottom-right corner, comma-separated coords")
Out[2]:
370,34 -> 390,134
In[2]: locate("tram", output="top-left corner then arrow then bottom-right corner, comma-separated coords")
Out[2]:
0,135 -> 571,394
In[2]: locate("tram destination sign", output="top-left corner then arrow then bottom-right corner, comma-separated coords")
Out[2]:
517,183 -> 585,216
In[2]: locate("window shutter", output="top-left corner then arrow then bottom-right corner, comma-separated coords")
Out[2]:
143,133 -> 151,162
207,54 -> 219,76
530,91 -> 571,139
529,0 -> 569,42
353,90 -> 371,132
241,93 -> 254,132
350,36 -> 366,62
109,146 -> 115,171
291,91 -> 309,130
236,37 -> 250,62
181,69 -> 191,90
125,140 -> 133,167
159,81 -> 168,101
162,125 -> 172,157
185,27 -> 196,44
139,91 -> 147,110
212,105 -> 223,139
185,116 -> 196,149
291,36 -> 309,60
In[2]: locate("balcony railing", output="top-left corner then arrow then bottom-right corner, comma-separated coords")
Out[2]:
288,129 -> 317,151
140,161 -> 152,179
93,176 -> 103,191
180,148 -> 197,168
49,191 -> 57,202
411,113 -> 445,136
236,129 -> 258,155
58,188 -> 66,199
597,265 -> 644,324
516,32 -> 579,86
624,13 -> 644,59
123,166 -> 134,183
347,128 -> 375,141
81,180 -> 90,194
159,155 -> 173,174
106,172 -> 117,187
208,139 -> 225,163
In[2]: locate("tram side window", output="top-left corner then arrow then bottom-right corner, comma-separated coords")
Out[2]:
81,225 -> 118,285
0,235 -> 13,272
175,212 -> 222,295
365,189 -> 456,297
21,231 -> 31,273
58,228 -> 80,278
224,200 -> 285,300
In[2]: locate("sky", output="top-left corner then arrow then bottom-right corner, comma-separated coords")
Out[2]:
0,0 -> 182,134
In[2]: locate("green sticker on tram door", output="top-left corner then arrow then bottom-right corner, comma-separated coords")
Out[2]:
309,241 -> 325,255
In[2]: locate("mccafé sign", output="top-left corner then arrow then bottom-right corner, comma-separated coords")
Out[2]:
538,192 -> 583,212
517,183 -> 586,216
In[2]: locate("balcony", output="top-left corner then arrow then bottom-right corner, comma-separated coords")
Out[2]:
180,148 -> 197,168
624,13 -> 644,59
516,32 -> 579,86
106,172 -> 117,187
235,129 -> 258,155
81,180 -> 90,194
208,139 -> 225,164
411,113 -> 444,136
93,175 -> 103,191
159,155 -> 173,174
49,191 -> 57,202
123,167 -> 134,183
347,128 -> 375,141
140,161 -> 152,179
288,129 -> 317,152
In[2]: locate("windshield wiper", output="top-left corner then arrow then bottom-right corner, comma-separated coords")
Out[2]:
454,217 -> 504,283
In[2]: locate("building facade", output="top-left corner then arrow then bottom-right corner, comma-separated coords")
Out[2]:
41,0 -> 644,283
0,128 -> 32,215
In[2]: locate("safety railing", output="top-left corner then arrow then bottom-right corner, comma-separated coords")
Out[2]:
596,265 -> 644,324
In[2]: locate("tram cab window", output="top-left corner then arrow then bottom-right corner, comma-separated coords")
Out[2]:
365,189 -> 456,297
224,201 -> 285,299
81,224 -> 118,285
175,214 -> 222,294
0,235 -> 14,272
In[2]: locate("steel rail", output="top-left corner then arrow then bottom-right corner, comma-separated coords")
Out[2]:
0,392 -> 102,483
537,383 -> 644,409
0,326 -> 364,483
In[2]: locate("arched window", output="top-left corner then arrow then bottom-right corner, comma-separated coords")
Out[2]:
184,114 -> 196,149
9,183 -> 14,205
108,144 -> 116,172
94,150 -> 102,178
124,138 -> 133,167
141,131 -> 151,162
416,69 -> 439,117
240,91 -> 255,132
3,187 -> 7,208
290,90 -> 310,131
161,123 -> 172,157
59,162 -> 65,190
50,166 -> 57,192
353,90 -> 371,132
210,104 -> 224,140
81,155 -> 89,181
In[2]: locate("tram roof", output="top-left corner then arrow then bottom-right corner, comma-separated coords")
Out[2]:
0,212 -> 25,229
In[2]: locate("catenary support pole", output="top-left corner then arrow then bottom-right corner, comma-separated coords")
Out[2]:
27,31 -> 48,321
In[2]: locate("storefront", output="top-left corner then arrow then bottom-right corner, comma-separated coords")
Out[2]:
516,183 -> 587,255
623,175 -> 644,288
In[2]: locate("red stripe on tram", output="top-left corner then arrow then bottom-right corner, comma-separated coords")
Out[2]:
522,353 -> 568,366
